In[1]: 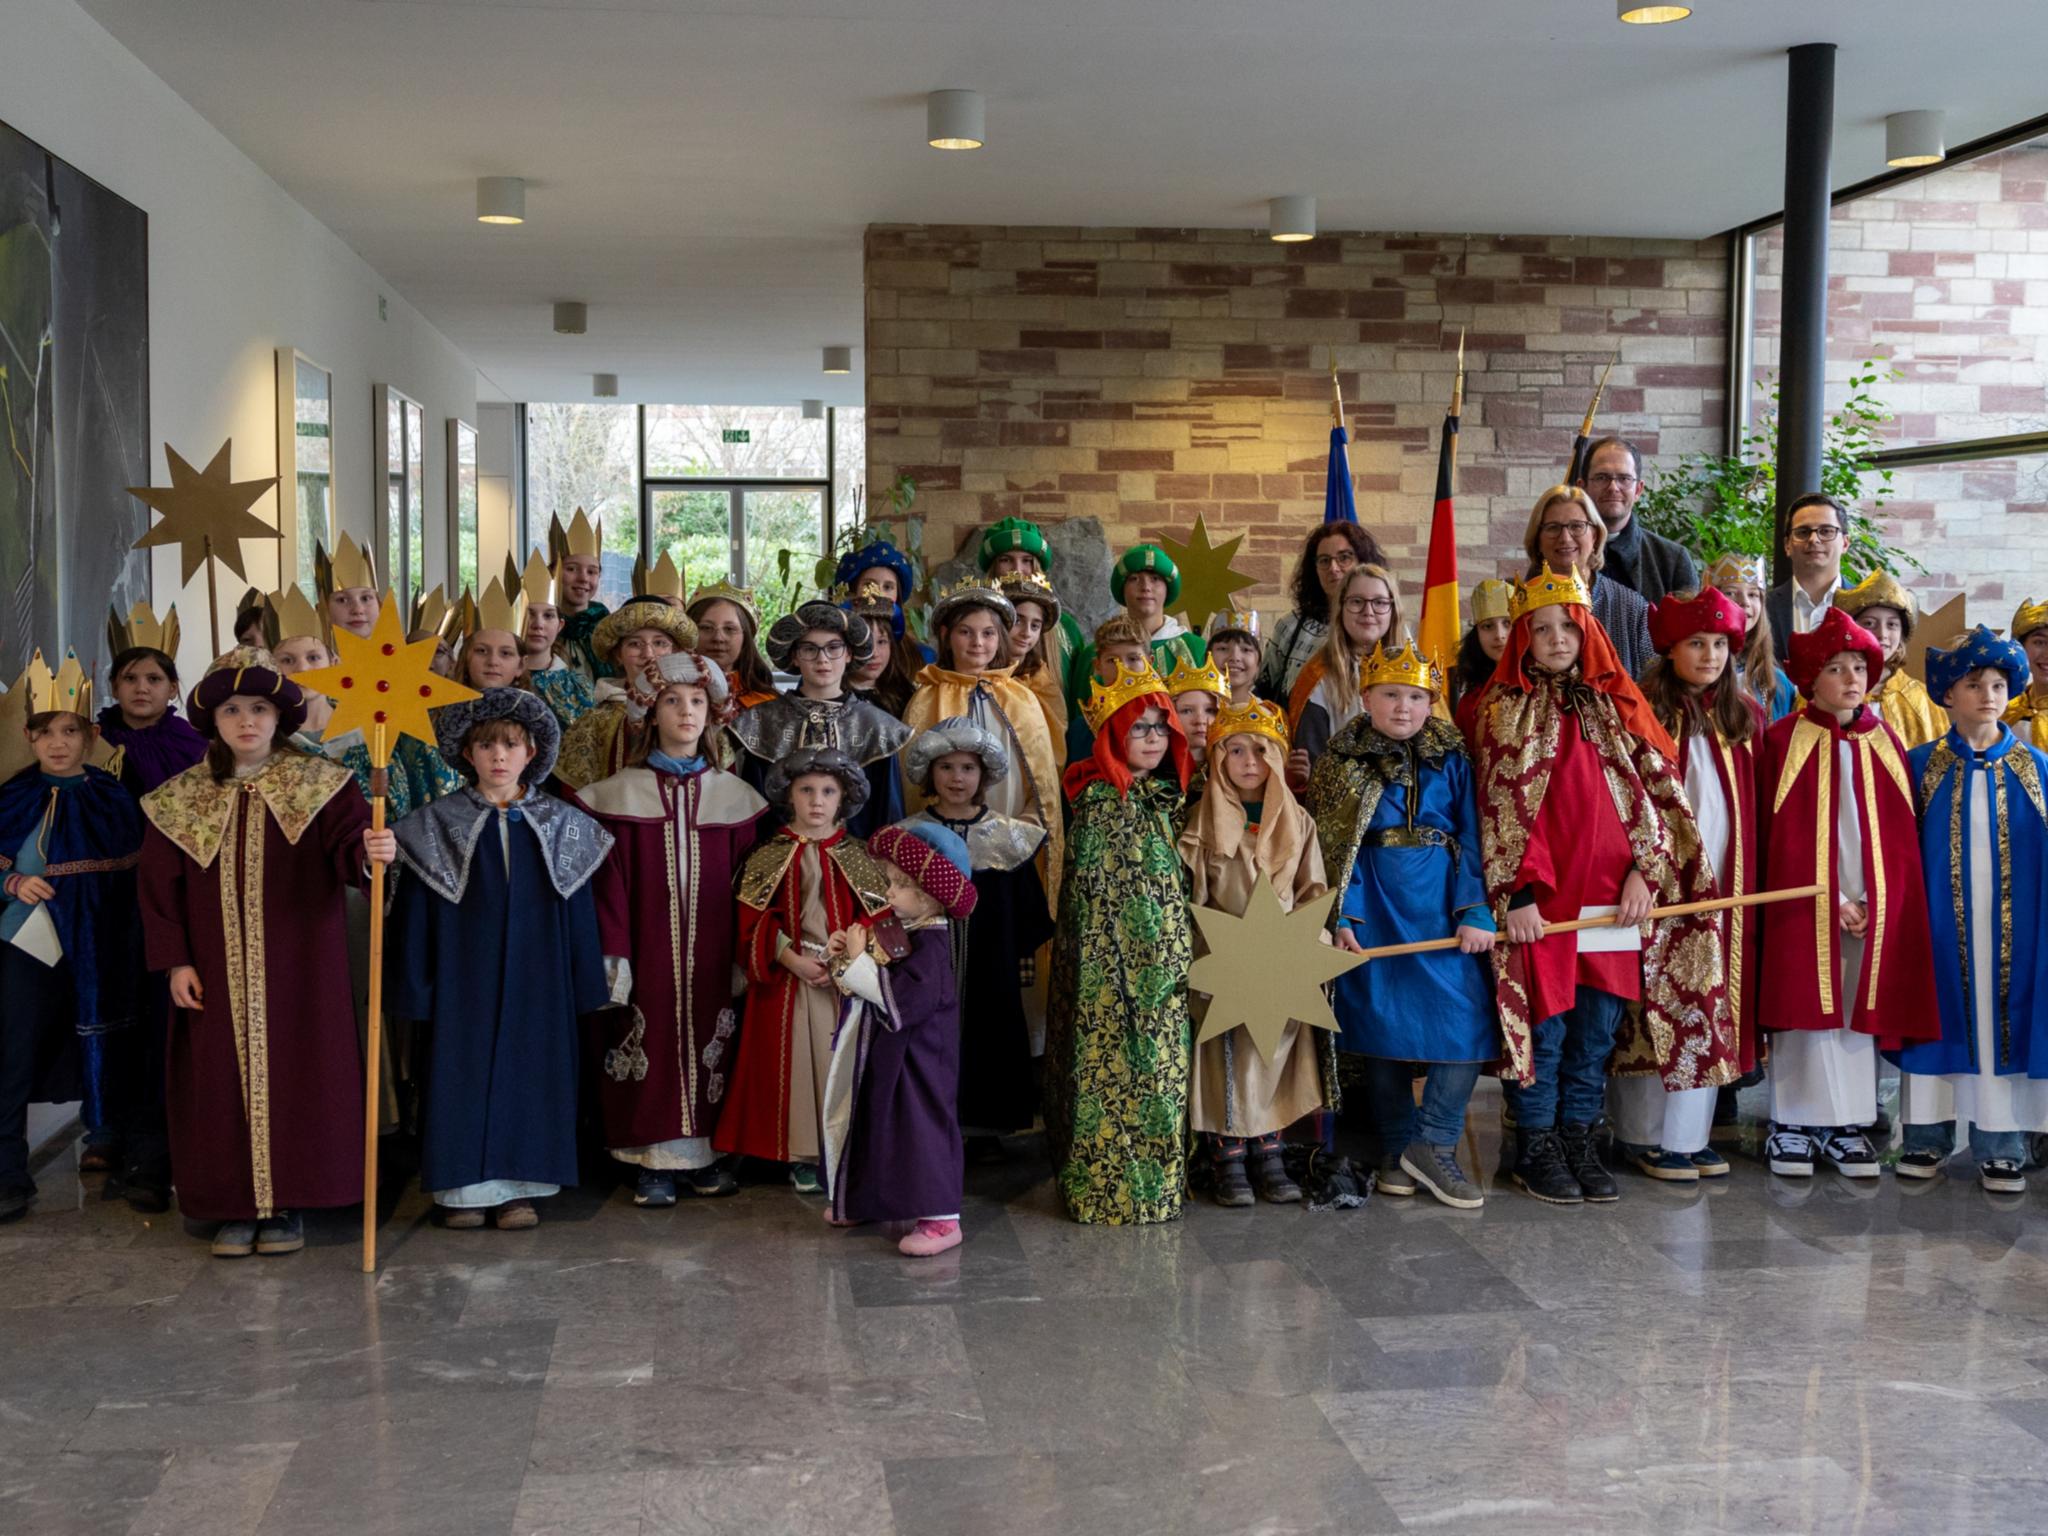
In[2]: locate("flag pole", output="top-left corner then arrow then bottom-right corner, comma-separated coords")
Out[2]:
1449,328 -> 1466,466
1580,350 -> 1618,441
1329,356 -> 1345,429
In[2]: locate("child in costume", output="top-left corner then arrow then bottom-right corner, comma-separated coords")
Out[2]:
98,614 -> 207,797
1474,565 -> 1736,1206
1892,628 -> 2048,1192
1045,661 -> 1195,1225
715,749 -> 892,1194
979,514 -> 1087,687
1166,652 -> 1231,770
843,582 -> 919,721
2006,597 -> 2048,751
579,652 -> 768,1206
1181,696 -> 1330,1207
900,718 -> 1051,1152
1609,589 -> 1763,1182
0,664 -> 145,1223
553,597 -> 700,789
391,689 -> 612,1230
820,821 -> 979,1257
1450,578 -> 1515,744
1287,564 -> 1405,791
687,581 -> 780,712
1312,644 -> 1497,1210
1204,609 -> 1264,711
996,569 -> 1068,739
550,510 -> 613,685
1759,607 -> 1940,1178
1835,570 -> 1945,750
1702,554 -> 1796,722
139,649 -> 392,1258
1062,543 -> 1206,723
519,548 -> 597,728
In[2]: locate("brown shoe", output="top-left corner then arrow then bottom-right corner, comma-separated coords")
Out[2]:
494,1200 -> 539,1230
440,1206 -> 487,1229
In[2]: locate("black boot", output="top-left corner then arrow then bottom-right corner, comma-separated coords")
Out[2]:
1212,1153 -> 1254,1208
1248,1143 -> 1302,1204
1561,1123 -> 1619,1203
1512,1128 -> 1582,1206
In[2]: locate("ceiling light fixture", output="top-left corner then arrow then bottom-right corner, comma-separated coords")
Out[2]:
1885,109 -> 1947,168
592,373 -> 619,398
553,301 -> 588,335
476,176 -> 526,225
927,89 -> 986,150
822,346 -> 853,375
1617,1 -> 1691,21
1268,195 -> 1316,243
802,399 -> 825,420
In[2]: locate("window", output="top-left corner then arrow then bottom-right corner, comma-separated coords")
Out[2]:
523,401 -> 639,609
644,404 -> 827,478
449,419 -> 479,596
373,384 -> 426,612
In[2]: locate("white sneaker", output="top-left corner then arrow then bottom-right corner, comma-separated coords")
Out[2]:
1980,1159 -> 2027,1194
1765,1128 -> 1815,1177
1820,1130 -> 1880,1179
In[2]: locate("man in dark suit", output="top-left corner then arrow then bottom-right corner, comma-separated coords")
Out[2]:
1582,437 -> 1698,604
1764,492 -> 1849,664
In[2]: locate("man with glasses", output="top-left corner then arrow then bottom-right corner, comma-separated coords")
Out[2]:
1765,493 -> 1849,664
1580,437 -> 1698,605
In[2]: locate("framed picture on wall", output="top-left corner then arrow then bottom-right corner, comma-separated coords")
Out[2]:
371,382 -> 427,612
275,348 -> 333,597
448,418 -> 479,598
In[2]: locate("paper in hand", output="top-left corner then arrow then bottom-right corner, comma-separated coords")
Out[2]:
8,901 -> 63,967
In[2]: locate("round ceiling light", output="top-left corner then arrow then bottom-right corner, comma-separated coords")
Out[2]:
1886,110 -> 1947,168
476,176 -> 526,225
1268,195 -> 1316,244
1617,2 -> 1691,20
927,89 -> 986,150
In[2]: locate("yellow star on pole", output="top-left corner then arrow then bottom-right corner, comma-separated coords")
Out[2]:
290,599 -> 479,768
1159,513 -> 1255,633
129,441 -> 279,586
1188,873 -> 1364,1064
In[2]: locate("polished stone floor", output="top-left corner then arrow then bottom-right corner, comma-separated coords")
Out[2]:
8,1082 -> 2048,1536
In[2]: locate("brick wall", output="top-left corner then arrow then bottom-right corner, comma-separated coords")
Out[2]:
865,225 -> 1728,620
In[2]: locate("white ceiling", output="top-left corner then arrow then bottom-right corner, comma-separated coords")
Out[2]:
76,0 -> 2048,406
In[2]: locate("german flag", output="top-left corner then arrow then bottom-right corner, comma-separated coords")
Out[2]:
1416,338 -> 1464,680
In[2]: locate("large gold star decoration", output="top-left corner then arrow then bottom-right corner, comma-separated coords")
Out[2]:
1189,873 -> 1364,1064
129,441 -> 279,585
1160,513 -> 1255,633
291,599 -> 479,768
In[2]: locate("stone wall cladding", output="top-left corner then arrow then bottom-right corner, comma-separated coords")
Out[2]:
866,224 -> 1728,620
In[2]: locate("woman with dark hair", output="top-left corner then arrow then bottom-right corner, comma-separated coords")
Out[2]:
1256,522 -> 1390,704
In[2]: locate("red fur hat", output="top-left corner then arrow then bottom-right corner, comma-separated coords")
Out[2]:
1786,606 -> 1885,697
1648,586 -> 1747,655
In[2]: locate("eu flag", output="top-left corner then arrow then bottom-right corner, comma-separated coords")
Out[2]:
1322,423 -> 1357,524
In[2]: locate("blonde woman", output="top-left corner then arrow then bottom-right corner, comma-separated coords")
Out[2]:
1522,484 -> 1654,677
1286,564 -> 1405,792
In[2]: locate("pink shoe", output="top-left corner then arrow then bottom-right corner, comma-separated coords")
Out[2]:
897,1219 -> 962,1257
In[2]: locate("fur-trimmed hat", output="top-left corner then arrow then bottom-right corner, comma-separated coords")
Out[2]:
903,715 -> 1010,790
762,747 -> 869,815
432,686 -> 562,785
1786,606 -> 1886,698
592,599 -> 699,665
869,822 -> 978,920
189,646 -> 308,739
766,601 -> 874,671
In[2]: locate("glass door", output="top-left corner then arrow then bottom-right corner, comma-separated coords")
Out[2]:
644,481 -> 826,624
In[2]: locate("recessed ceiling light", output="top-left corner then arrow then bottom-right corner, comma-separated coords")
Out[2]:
1268,195 -> 1316,243
1617,1 -> 1691,21
553,301 -> 588,335
822,346 -> 853,375
592,373 -> 618,398
802,399 -> 825,420
927,89 -> 985,150
1886,109 -> 1946,168
476,176 -> 525,225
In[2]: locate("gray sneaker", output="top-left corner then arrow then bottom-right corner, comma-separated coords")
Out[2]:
1375,1155 -> 1417,1197
1400,1141 -> 1484,1210
211,1220 -> 257,1258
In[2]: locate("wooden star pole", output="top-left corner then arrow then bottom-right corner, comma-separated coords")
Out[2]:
129,442 -> 280,655
291,601 -> 479,1270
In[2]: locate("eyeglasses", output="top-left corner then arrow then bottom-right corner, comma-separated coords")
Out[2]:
1541,520 -> 1598,539
1127,720 -> 1171,739
1585,473 -> 1638,490
792,640 -> 848,661
1788,526 -> 1842,544
1313,551 -> 1359,571
1341,596 -> 1394,615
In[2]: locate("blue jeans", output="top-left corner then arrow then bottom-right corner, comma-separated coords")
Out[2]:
1361,1058 -> 1483,1150
1902,1121 -> 2027,1165
1502,986 -> 1625,1131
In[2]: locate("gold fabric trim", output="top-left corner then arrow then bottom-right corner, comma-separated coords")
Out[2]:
2008,743 -> 2047,826
1996,761 -> 2013,1069
1860,740 -> 1887,1013
827,838 -> 895,916
1813,734 -> 1835,1017
1920,740 -> 1959,809
737,837 -> 800,911
141,753 -> 351,869
1774,716 -> 1827,815
1947,753 -> 1970,1059
1867,724 -> 1913,806
1716,733 -> 1745,1067
217,788 -> 275,1218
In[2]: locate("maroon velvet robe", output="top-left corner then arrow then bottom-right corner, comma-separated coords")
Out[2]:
575,763 -> 767,1152
139,756 -> 372,1221
1759,703 -> 1939,1050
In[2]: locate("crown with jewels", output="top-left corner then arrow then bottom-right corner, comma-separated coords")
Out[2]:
107,601 -> 180,661
549,508 -> 602,564
261,582 -> 325,647
932,573 -> 1013,618
1210,696 -> 1288,751
1510,561 -> 1592,621
314,533 -> 378,600
2013,596 -> 2048,641
1469,578 -> 1515,627
996,569 -> 1061,619
1360,639 -> 1443,697
1163,650 -> 1230,701
1702,553 -> 1766,592
1081,657 -> 1168,734
1835,567 -> 1916,623
630,549 -> 687,602
687,577 -> 758,622
19,648 -> 93,717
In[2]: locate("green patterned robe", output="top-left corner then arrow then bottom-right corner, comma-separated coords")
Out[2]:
1045,774 -> 1194,1224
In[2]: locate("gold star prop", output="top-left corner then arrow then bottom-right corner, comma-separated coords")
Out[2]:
129,441 -> 279,586
290,597 -> 479,768
1160,513 -> 1255,633
1189,873 -> 1364,1064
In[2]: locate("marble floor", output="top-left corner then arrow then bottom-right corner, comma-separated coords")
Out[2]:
8,1083 -> 2048,1536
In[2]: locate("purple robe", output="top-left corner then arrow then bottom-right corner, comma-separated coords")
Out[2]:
97,706 -> 208,795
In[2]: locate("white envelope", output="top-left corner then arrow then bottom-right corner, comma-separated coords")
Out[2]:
1574,904 -> 1642,954
8,901 -> 63,967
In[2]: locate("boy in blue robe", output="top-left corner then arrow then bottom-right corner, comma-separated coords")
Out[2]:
1893,627 -> 2048,1194
390,689 -> 613,1229
1,683 -> 145,1221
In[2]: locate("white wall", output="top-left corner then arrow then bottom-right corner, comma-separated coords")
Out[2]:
0,0 -> 489,683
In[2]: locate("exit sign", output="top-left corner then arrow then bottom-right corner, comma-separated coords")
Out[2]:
722,428 -> 751,444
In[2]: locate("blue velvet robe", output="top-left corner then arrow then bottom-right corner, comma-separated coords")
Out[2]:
1892,727 -> 2048,1078
1328,749 -> 1498,1063
0,765 -> 143,1032
392,790 -> 611,1195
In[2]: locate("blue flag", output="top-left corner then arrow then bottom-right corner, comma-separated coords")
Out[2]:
1322,423 -> 1357,524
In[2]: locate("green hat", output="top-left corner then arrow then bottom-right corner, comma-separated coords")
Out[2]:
977,516 -> 1053,574
1112,544 -> 1181,607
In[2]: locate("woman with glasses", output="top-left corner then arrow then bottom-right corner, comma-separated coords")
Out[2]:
1255,522 -> 1391,704
1285,564 -> 1405,792
1522,485 -> 1655,678
729,601 -> 911,838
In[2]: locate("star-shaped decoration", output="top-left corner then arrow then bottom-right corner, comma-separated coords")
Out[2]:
290,599 -> 479,769
1188,873 -> 1364,1064
1159,513 -> 1255,633
129,441 -> 279,585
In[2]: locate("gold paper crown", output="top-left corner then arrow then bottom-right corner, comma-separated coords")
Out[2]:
549,508 -> 602,563
474,575 -> 527,636
1361,639 -> 1443,697
1835,568 -> 1916,621
409,583 -> 456,642
630,549 -> 686,602
997,569 -> 1060,610
2013,596 -> 2048,640
20,648 -> 93,717
1469,579 -> 1514,627
515,549 -> 558,610
1702,553 -> 1766,591
262,583 -> 324,647
688,578 -> 759,621
107,601 -> 180,661
832,579 -> 897,613
1081,657 -> 1168,734
933,574 -> 1011,612
1510,562 -> 1592,621
314,533 -> 378,600
1163,650 -> 1230,701
1210,697 -> 1288,751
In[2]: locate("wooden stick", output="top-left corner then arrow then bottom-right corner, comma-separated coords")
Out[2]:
1450,327 -> 1466,419
202,535 -> 221,656
1350,883 -> 1825,962
1578,351 -> 1619,437
362,721 -> 388,1273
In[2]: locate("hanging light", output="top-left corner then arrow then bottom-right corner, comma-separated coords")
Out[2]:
1617,1 -> 1691,21
822,346 -> 853,375
926,89 -> 986,150
1268,195 -> 1316,244
801,399 -> 825,420
1886,110 -> 1947,168
592,373 -> 619,398
552,301 -> 588,335
476,176 -> 526,225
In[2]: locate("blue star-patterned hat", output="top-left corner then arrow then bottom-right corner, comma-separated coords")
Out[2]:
833,539 -> 915,602
1925,624 -> 2028,703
